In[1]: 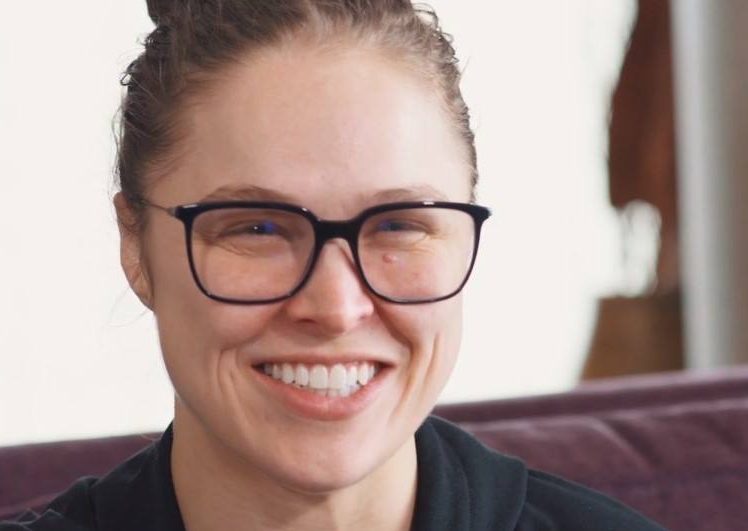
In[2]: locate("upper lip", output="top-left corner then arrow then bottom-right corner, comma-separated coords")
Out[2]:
251,353 -> 395,367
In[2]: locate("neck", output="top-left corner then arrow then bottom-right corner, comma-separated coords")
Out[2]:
171,405 -> 418,531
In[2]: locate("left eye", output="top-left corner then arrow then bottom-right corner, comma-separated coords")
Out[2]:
376,220 -> 420,232
377,221 -> 402,231
246,221 -> 279,235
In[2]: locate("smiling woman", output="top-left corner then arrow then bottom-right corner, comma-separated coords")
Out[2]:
1,1 -> 662,530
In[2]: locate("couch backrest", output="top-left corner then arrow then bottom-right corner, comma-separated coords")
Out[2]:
440,368 -> 748,531
3,368 -> 748,530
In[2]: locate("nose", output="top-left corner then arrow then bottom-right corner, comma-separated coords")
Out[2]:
282,240 -> 375,336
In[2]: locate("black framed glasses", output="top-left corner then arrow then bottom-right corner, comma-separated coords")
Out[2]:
142,199 -> 491,304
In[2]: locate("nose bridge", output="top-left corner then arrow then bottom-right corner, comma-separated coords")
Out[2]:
305,219 -> 361,279
316,219 -> 358,249
310,220 -> 359,283
284,219 -> 374,333
301,210 -> 372,289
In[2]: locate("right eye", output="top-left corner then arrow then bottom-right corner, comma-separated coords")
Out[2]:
194,206 -> 318,246
223,220 -> 282,237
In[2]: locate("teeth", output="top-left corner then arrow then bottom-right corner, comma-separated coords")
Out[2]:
346,366 -> 358,386
260,361 -> 380,397
329,365 -> 347,390
309,365 -> 328,389
281,363 -> 294,384
295,365 -> 309,386
357,364 -> 371,385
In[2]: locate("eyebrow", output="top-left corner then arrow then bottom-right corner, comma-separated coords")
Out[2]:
367,186 -> 449,203
198,185 -> 296,203
197,184 -> 449,205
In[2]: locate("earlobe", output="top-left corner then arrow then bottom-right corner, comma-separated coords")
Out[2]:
114,193 -> 154,310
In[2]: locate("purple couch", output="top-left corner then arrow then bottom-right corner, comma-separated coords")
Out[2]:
3,368 -> 748,530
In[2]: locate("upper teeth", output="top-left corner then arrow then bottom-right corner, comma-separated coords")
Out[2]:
263,361 -> 379,395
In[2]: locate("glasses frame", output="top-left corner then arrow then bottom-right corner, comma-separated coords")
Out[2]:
146,200 -> 491,305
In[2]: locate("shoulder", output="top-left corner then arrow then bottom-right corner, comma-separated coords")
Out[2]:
0,478 -> 97,530
0,430 -> 176,531
520,469 -> 666,530
416,416 -> 665,531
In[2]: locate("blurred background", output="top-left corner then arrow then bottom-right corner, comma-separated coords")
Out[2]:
1,0 -> 746,446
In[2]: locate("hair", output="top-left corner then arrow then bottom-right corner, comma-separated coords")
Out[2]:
117,0 -> 478,229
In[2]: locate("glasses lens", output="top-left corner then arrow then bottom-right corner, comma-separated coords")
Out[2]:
358,207 -> 476,302
191,208 -> 314,301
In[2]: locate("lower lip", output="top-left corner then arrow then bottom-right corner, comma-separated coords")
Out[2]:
252,365 -> 391,421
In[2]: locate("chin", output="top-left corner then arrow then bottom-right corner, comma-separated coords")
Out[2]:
265,449 -> 380,495
269,421 -> 402,492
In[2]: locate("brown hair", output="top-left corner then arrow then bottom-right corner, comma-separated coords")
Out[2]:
117,0 -> 478,227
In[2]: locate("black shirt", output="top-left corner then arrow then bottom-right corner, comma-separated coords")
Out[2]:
1,416 -> 665,530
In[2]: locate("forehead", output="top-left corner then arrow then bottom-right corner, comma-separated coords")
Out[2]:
153,42 -> 471,215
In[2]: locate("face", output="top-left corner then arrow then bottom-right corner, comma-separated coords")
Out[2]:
119,41 -> 473,493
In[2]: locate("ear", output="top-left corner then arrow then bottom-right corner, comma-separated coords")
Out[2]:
114,193 -> 154,310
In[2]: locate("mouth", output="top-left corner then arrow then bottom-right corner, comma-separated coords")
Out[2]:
252,361 -> 384,398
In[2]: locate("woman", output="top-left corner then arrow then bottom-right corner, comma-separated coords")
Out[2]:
2,1 -> 664,529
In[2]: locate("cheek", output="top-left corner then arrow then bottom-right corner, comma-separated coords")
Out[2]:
156,305 -> 276,368
155,300 -> 283,431
380,296 -> 463,397
384,296 -> 462,355
144,234 -> 279,396
424,298 -> 463,391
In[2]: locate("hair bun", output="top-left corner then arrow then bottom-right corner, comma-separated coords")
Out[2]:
146,0 -> 176,25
